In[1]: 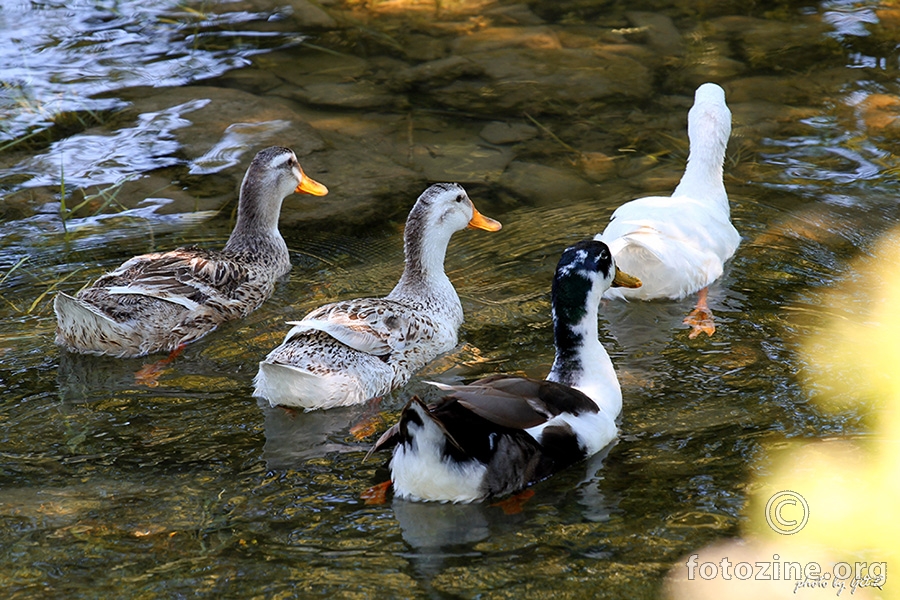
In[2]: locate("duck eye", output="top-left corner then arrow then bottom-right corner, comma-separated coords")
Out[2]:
455,195 -> 464,203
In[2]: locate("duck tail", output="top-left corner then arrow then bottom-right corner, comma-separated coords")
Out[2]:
53,292 -> 136,357
253,361 -> 353,410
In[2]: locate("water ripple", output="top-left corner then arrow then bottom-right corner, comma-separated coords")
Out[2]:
14,99 -> 209,189
0,1 -> 303,144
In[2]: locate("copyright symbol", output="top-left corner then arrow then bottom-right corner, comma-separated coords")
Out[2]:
765,490 -> 809,534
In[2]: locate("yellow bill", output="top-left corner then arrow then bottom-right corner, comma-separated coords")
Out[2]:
295,168 -> 329,196
612,267 -> 642,288
467,205 -> 502,232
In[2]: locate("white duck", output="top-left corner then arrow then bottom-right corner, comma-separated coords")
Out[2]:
253,183 -> 502,410
368,239 -> 641,503
54,146 -> 328,358
595,82 -> 740,338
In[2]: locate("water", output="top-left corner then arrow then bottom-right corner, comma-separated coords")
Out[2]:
1,0 -> 898,597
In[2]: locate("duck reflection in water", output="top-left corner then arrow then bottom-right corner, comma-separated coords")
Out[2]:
258,399 -> 375,468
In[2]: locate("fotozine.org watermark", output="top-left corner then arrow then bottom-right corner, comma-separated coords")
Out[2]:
685,554 -> 886,596
681,491 -> 887,596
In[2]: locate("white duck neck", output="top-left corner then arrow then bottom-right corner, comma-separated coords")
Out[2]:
547,284 -> 622,417
672,101 -> 731,214
389,212 -> 459,313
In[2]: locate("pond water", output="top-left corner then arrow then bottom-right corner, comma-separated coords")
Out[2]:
1,0 -> 898,598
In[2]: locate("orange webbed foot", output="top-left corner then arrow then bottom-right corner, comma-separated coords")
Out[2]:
134,344 -> 186,387
683,307 -> 716,339
361,480 -> 392,505
491,488 -> 535,515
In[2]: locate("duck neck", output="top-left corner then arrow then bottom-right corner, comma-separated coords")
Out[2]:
223,180 -> 289,271
547,287 -> 621,416
672,110 -> 730,214
389,216 -> 460,319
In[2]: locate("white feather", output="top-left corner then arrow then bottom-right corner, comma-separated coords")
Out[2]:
390,403 -> 487,503
106,285 -> 203,310
253,362 -> 378,410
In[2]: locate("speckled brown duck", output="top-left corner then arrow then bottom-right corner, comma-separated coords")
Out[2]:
253,183 -> 501,410
54,146 -> 327,358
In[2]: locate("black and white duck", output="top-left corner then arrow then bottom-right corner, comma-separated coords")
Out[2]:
368,239 -> 640,503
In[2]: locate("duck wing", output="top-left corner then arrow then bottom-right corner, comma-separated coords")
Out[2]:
285,298 -> 437,357
603,196 -> 737,259
94,247 -> 250,311
426,376 -> 599,430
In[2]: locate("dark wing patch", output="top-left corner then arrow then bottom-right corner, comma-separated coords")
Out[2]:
434,376 -> 598,430
534,380 -> 600,415
455,393 -> 549,429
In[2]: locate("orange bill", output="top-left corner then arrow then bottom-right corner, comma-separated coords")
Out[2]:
612,267 -> 642,288
467,205 -> 502,231
295,168 -> 329,196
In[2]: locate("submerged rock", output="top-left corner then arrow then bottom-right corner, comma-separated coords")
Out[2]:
855,93 -> 900,140
625,11 -> 684,57
285,0 -> 338,28
395,56 -> 484,89
579,152 -> 618,183
708,15 -> 839,71
484,4 -> 545,26
497,161 -> 597,205
451,26 -> 563,54
288,81 -> 408,110
479,121 -> 538,145
410,140 -> 514,183
269,51 -> 370,88
433,46 -> 652,116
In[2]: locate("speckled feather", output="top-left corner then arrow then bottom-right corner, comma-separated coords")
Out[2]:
261,297 -> 455,401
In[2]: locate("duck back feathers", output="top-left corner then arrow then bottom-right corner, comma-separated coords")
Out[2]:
378,377 -> 600,503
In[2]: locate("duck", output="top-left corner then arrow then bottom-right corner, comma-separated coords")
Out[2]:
54,146 -> 328,358
594,82 -> 740,338
367,239 -> 641,503
253,183 -> 502,410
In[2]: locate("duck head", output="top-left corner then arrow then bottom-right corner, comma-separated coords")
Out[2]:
406,183 -> 501,237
